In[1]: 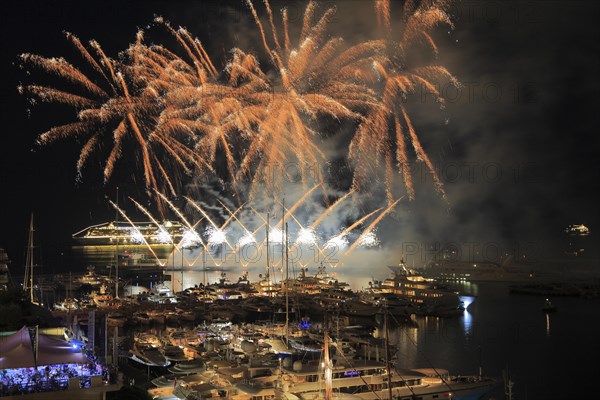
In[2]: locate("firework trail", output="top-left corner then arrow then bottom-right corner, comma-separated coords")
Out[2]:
375,0 -> 391,35
19,33 -> 209,205
350,0 -> 456,202
154,191 -> 196,235
152,190 -> 223,262
217,200 -> 255,238
309,189 -> 355,230
185,196 -> 235,250
218,202 -> 247,230
345,197 -> 402,255
128,196 -> 189,251
277,183 -> 323,228
332,207 -> 382,240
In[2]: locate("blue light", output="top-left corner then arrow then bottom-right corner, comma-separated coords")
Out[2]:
459,295 -> 474,310
299,319 -> 311,330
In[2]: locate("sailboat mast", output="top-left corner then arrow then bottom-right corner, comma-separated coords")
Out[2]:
23,216 -> 31,292
384,301 -> 393,400
25,213 -> 35,304
114,187 -> 119,298
202,248 -> 207,308
282,199 -> 285,290
324,319 -> 333,400
285,222 -> 289,346
266,212 -> 270,285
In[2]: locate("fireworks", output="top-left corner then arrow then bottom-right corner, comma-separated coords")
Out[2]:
358,231 -> 380,248
155,228 -> 172,244
129,229 -> 145,244
180,229 -> 202,249
20,0 -> 455,207
324,234 -> 349,250
19,0 -> 460,274
205,226 -> 227,246
296,227 -> 318,245
268,228 -> 284,244
237,232 -> 257,247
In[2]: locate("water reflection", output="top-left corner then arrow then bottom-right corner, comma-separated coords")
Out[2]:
459,295 -> 474,333
546,313 -> 551,336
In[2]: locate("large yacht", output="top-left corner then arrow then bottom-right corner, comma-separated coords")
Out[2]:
368,262 -> 464,316
287,263 -> 351,295
281,361 -> 495,400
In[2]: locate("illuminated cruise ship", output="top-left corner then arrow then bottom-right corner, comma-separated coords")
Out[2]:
72,221 -> 187,246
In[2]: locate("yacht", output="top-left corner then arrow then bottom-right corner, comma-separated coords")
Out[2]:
91,283 -> 117,307
147,282 -> 178,304
54,297 -> 81,311
77,266 -> 105,286
129,334 -> 170,367
281,361 -> 495,400
368,262 -> 464,317
289,263 -> 351,295
281,325 -> 494,400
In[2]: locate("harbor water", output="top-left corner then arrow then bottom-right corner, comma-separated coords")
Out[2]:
388,282 -> 599,399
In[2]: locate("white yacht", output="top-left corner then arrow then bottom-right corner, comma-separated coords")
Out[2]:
147,282 -> 178,304
281,361 -> 495,400
77,266 -> 105,286
368,262 -> 464,317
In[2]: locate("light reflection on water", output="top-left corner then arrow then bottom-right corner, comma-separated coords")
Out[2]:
460,295 -> 475,333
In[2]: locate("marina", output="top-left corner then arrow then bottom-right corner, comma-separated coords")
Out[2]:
2,234 -> 599,399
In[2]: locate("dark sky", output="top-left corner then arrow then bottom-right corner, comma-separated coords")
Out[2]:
1,0 -> 599,272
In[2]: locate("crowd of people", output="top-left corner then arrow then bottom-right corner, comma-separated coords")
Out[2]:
0,361 -> 114,396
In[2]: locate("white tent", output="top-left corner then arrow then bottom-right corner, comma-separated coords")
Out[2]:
0,326 -> 90,369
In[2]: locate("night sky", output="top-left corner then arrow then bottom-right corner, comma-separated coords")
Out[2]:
1,0 -> 598,273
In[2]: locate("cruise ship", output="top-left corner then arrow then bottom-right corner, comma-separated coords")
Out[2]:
72,220 -> 187,246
